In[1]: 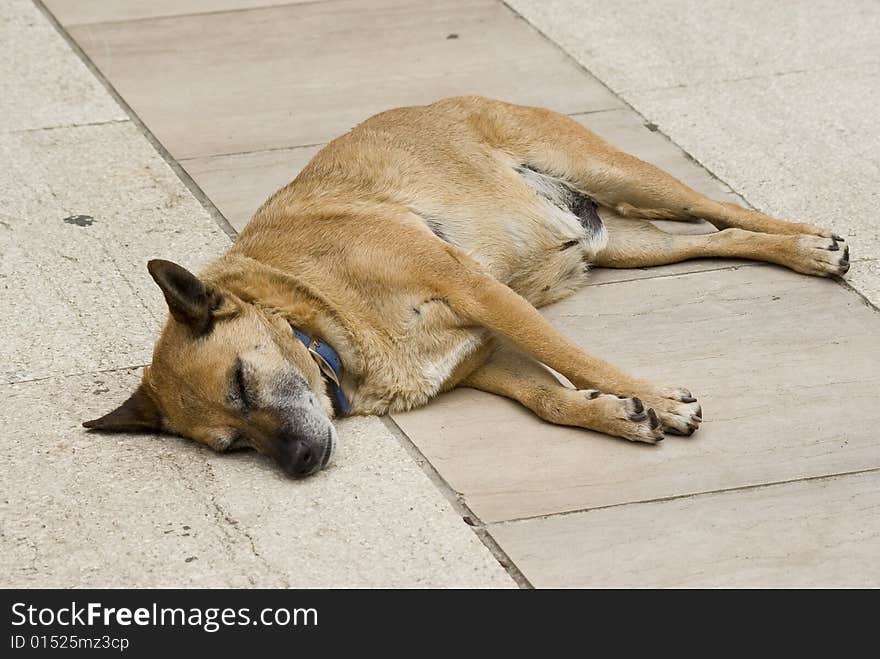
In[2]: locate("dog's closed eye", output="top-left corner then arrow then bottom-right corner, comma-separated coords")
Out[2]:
232,359 -> 252,410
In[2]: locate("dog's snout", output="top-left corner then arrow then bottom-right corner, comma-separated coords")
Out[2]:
279,437 -> 323,478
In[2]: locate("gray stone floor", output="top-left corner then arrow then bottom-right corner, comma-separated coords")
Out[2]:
3,0 -> 878,587
0,0 -> 512,588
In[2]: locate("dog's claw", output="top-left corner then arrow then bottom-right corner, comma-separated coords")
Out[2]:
648,408 -> 660,429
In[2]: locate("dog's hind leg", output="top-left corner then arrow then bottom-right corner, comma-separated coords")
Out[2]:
460,344 -> 665,443
594,215 -> 850,277
474,98 -> 839,240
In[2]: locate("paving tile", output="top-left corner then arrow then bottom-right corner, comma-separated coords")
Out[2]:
68,0 -> 623,160
45,0 -> 309,25
0,121 -> 230,383
182,145 -> 321,231
0,0 -> 127,132
506,0 -> 880,92
489,470 -> 880,587
1,371 -> 513,587
392,265 -> 880,523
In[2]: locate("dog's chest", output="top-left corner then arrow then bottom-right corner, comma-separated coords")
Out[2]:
350,298 -> 485,414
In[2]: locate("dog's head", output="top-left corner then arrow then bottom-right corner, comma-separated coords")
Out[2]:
84,259 -> 337,478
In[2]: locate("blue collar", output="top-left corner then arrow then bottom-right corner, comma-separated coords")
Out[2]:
292,328 -> 351,416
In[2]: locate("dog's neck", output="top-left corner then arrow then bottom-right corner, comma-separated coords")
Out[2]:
203,253 -> 364,378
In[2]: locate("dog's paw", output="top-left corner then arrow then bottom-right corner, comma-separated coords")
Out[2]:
581,390 -> 664,444
788,234 -> 850,277
645,388 -> 702,436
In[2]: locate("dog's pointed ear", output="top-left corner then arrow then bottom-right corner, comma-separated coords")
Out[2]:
147,259 -> 220,335
83,384 -> 163,433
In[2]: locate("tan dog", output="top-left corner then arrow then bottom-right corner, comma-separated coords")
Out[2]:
84,96 -> 849,477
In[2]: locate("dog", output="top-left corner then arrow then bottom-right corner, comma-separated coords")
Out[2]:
84,96 -> 850,477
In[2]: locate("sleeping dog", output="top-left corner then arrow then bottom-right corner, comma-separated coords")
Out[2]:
85,96 -> 849,477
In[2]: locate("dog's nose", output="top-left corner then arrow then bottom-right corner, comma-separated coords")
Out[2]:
279,438 -> 322,478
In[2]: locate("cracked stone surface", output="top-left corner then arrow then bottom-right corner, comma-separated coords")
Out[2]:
1,0 -> 513,588
1,368 -> 512,587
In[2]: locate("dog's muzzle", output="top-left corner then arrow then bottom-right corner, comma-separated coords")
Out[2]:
274,423 -> 336,478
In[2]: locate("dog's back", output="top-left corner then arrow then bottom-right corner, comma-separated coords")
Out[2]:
235,96 -> 610,307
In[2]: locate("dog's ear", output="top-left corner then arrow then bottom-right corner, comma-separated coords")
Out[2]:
147,259 -> 221,335
83,384 -> 163,433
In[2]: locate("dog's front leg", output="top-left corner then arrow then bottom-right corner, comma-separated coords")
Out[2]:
444,263 -> 702,435
461,344 -> 665,443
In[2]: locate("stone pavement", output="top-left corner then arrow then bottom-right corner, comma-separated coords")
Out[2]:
2,0 -> 878,587
0,0 -> 512,588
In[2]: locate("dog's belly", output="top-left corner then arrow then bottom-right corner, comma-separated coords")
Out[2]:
418,164 -> 608,308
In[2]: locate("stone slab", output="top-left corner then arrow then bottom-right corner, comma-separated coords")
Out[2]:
392,265 -> 880,523
489,470 -> 880,588
68,0 -> 623,159
506,0 -> 880,92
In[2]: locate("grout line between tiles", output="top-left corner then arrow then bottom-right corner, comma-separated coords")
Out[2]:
381,415 -> 533,589
32,0 -> 240,241
178,142 -> 328,163
587,262 -> 758,287
489,466 -> 880,528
